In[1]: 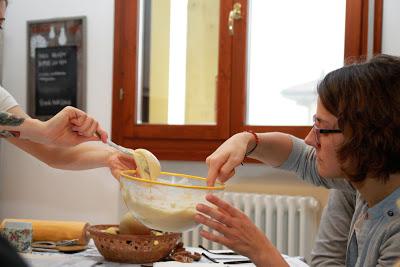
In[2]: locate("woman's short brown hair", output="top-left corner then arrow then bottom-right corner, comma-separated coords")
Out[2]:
317,54 -> 400,183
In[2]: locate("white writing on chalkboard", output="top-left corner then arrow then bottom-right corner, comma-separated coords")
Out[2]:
37,53 -> 49,59
36,50 -> 69,67
35,46 -> 78,117
37,59 -> 68,67
51,51 -> 67,58
39,99 -> 72,107
38,71 -> 68,82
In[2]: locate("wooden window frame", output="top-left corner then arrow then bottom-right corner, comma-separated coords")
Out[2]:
112,0 -> 383,161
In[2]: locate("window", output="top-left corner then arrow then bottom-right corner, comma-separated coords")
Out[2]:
246,1 -> 346,126
112,0 -> 382,160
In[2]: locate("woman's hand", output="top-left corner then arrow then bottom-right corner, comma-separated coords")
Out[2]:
195,194 -> 289,266
25,106 -> 108,146
107,152 -> 137,180
206,132 -> 255,186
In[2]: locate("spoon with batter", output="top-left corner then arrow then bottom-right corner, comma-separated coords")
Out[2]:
96,133 -> 161,179
131,148 -> 161,180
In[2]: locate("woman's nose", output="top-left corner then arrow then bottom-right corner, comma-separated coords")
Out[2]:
304,128 -> 317,148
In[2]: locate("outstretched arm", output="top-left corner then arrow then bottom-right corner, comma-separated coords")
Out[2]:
206,131 -> 293,186
0,106 -> 108,146
5,106 -> 135,179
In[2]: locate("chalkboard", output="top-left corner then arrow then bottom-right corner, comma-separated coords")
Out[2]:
27,17 -> 86,120
35,46 -> 77,116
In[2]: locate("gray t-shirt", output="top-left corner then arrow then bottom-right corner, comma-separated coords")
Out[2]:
310,189 -> 355,266
280,136 -> 400,267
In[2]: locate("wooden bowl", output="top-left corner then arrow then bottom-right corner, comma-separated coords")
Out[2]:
88,224 -> 181,264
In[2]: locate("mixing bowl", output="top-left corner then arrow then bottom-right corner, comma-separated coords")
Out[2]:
120,170 -> 225,232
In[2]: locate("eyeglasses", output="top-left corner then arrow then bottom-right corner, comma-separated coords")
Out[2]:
312,115 -> 342,147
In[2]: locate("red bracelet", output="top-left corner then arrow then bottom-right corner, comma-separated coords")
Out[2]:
244,130 -> 258,157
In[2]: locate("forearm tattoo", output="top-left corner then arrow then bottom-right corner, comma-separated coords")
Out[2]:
0,112 -> 24,138
0,130 -> 20,138
0,112 -> 25,126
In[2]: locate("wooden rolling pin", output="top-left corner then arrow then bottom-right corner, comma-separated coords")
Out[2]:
0,219 -> 90,245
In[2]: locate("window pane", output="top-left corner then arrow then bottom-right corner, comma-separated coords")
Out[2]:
136,0 -> 220,125
246,0 -> 346,126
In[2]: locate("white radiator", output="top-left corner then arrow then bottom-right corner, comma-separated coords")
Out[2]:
183,192 -> 320,260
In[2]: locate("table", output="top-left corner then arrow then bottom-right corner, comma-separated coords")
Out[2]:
22,241 -> 307,267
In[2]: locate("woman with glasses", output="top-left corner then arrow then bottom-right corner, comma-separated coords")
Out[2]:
196,54 -> 400,267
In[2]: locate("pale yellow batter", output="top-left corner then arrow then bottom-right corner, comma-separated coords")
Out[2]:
122,190 -> 198,232
122,149 -> 201,232
131,149 -> 161,180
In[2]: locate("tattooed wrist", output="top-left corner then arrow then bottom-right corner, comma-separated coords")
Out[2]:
0,130 -> 21,138
0,112 -> 25,126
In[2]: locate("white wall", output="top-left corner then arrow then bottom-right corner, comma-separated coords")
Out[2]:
0,0 -> 118,224
382,0 -> 400,56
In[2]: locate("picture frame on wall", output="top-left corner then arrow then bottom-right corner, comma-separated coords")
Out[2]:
27,16 -> 86,120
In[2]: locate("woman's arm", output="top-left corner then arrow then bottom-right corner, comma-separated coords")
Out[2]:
249,132 -> 293,166
8,137 -> 112,169
206,131 -> 293,186
8,137 -> 135,178
0,111 -> 41,137
5,106 -> 135,178
1,106 -> 107,145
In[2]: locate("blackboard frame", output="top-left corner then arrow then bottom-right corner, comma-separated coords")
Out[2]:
27,16 -> 86,120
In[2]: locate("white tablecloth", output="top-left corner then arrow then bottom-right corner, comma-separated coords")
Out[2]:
22,241 -> 308,267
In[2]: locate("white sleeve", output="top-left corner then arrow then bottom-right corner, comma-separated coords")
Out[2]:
0,86 -> 19,112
